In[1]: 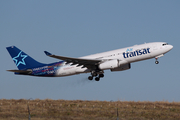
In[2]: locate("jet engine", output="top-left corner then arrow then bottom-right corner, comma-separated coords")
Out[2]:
111,63 -> 131,71
98,59 -> 120,70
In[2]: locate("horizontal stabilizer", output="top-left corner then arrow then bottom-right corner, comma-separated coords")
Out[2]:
7,69 -> 32,74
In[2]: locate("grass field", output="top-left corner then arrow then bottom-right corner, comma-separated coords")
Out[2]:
0,99 -> 180,120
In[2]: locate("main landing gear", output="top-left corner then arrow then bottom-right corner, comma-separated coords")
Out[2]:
155,58 -> 159,64
88,71 -> 104,81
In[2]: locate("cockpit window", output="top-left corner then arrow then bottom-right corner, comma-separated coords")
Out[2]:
162,43 -> 168,46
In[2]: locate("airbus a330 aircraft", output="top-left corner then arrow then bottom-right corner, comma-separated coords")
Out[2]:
6,42 -> 173,81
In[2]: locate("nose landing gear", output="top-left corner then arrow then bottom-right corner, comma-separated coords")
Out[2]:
155,58 -> 159,64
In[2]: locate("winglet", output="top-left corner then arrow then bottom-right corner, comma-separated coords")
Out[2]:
44,51 -> 52,56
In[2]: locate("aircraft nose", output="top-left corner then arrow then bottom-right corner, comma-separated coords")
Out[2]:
169,45 -> 173,50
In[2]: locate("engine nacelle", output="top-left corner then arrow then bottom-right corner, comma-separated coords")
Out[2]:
111,63 -> 131,72
99,59 -> 120,70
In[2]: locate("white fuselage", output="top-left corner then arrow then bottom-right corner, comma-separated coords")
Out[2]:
55,42 -> 173,77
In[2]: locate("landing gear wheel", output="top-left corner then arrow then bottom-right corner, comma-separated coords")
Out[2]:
99,74 -> 104,78
95,77 -> 100,81
155,57 -> 159,64
88,76 -> 93,80
91,72 -> 97,77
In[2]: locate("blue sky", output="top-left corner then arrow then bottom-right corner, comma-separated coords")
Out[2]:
1,0 -> 180,102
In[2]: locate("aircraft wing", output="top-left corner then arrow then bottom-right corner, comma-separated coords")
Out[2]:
44,51 -> 103,69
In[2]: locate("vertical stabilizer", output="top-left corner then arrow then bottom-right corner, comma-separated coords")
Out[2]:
6,46 -> 46,70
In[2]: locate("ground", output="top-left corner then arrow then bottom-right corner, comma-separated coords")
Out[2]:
0,99 -> 180,120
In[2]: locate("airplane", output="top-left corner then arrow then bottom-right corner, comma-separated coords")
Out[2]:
6,42 -> 173,81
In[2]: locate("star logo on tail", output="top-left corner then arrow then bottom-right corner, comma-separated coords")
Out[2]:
13,51 -> 28,67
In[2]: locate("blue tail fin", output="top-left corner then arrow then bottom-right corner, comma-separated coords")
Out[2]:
6,46 -> 46,70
